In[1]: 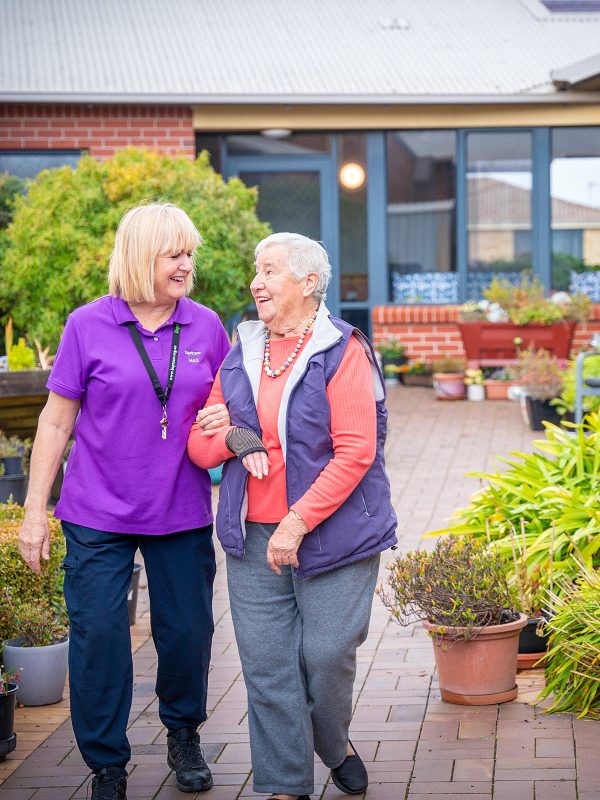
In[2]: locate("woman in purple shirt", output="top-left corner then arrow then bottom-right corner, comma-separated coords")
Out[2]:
18,203 -> 230,800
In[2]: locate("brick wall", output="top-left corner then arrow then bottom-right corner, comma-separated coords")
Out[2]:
372,304 -> 600,363
0,104 -> 195,158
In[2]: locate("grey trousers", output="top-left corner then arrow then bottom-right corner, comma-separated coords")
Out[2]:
226,521 -> 380,795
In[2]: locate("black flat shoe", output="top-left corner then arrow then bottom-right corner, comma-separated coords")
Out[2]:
266,796 -> 311,800
330,740 -> 368,795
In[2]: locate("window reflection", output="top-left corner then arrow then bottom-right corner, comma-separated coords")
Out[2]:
339,134 -> 368,301
386,131 -> 456,304
466,131 -> 532,298
551,127 -> 600,290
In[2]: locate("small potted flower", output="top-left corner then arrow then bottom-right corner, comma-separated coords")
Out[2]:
376,338 -> 407,374
464,368 -> 485,401
514,346 -> 565,430
402,359 -> 433,387
378,536 -> 527,705
432,355 -> 466,400
483,367 -> 517,400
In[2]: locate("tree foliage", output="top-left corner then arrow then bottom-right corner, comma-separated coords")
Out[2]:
0,149 -> 270,349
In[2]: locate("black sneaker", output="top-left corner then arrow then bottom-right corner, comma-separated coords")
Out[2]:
167,727 -> 213,793
90,767 -> 128,800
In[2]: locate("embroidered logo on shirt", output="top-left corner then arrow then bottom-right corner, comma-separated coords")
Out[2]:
185,349 -> 202,363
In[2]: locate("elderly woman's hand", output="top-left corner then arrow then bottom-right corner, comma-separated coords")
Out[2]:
196,403 -> 230,436
267,511 -> 309,575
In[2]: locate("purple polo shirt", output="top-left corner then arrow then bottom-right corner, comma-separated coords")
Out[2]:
48,295 -> 230,534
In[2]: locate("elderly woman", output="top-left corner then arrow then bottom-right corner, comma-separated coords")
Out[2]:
19,203 -> 230,800
188,232 -> 397,800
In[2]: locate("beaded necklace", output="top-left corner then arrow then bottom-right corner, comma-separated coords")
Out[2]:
263,312 -> 317,378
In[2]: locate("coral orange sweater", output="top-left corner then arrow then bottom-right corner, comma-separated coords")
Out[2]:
187,333 -> 377,531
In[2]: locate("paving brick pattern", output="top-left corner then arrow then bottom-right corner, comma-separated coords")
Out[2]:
1,388 -> 598,799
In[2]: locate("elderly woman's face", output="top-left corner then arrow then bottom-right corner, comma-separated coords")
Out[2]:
251,244 -> 308,329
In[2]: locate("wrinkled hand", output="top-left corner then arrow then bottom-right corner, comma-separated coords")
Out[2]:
241,451 -> 269,480
267,511 -> 309,575
19,513 -> 51,575
196,403 -> 230,437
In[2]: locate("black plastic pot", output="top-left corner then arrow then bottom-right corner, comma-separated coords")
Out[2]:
0,475 -> 27,505
128,563 -> 143,626
524,396 -> 562,431
518,616 -> 550,654
1,456 -> 22,476
0,683 -> 18,762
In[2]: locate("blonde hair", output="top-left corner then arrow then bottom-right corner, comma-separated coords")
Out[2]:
108,203 -> 202,302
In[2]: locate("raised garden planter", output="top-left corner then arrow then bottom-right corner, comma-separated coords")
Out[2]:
457,321 -> 576,368
0,370 -> 50,438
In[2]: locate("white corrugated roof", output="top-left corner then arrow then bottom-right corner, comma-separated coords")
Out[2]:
1,0 -> 600,103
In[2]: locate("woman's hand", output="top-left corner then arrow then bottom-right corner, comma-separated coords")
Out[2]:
196,403 -> 230,436
19,512 -> 51,575
267,511 -> 309,575
241,451 -> 269,480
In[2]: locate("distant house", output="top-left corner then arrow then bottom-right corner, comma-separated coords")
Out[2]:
1,0 -> 599,339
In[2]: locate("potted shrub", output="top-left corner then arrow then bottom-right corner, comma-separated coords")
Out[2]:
428,415 -> 600,668
432,355 -> 466,400
514,347 -> 565,430
457,274 -> 590,366
483,367 -> 517,400
378,537 -> 527,705
1,592 -> 69,707
383,363 -> 402,387
402,358 -> 433,387
0,665 -> 19,762
464,368 -> 485,401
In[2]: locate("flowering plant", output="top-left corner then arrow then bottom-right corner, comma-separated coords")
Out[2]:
377,337 -> 406,361
464,368 -> 484,386
0,664 -> 20,694
514,346 -> 565,401
405,358 -> 432,375
459,274 -> 591,325
433,355 -> 466,374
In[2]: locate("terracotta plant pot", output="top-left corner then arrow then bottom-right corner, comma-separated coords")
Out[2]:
433,372 -> 466,401
422,612 -> 527,705
484,380 -> 516,400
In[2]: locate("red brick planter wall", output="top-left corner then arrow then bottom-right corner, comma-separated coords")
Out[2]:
0,104 -> 195,159
372,304 -> 600,363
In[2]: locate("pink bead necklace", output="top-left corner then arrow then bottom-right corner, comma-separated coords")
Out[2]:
263,312 -> 317,378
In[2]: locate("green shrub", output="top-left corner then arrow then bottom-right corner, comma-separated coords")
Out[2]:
0,502 -> 65,641
538,562 -> 600,719
7,337 -> 35,370
428,413 -> 600,612
0,148 -> 270,349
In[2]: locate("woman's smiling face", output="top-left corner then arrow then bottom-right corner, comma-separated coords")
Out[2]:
250,244 -> 306,330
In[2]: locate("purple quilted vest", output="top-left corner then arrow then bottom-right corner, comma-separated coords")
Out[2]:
216,310 -> 397,578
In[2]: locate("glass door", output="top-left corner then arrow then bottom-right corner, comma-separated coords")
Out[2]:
224,154 -> 340,314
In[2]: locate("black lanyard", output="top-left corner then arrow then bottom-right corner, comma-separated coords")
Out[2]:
126,322 -> 181,440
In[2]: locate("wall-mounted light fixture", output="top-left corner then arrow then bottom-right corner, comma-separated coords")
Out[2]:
339,162 -> 366,189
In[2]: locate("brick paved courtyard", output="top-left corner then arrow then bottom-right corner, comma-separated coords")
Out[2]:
1,387 -> 599,800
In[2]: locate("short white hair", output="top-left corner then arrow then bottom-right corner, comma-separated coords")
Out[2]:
255,232 -> 332,301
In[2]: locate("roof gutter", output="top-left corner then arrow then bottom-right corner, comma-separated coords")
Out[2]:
1,91 -> 600,105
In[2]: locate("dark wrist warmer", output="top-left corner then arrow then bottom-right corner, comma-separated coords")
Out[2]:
225,427 -> 267,461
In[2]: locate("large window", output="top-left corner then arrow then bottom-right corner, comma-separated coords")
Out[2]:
551,128 -> 600,290
466,131 -> 532,297
386,131 -> 456,303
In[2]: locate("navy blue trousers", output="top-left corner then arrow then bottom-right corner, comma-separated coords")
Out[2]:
61,522 -> 216,772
